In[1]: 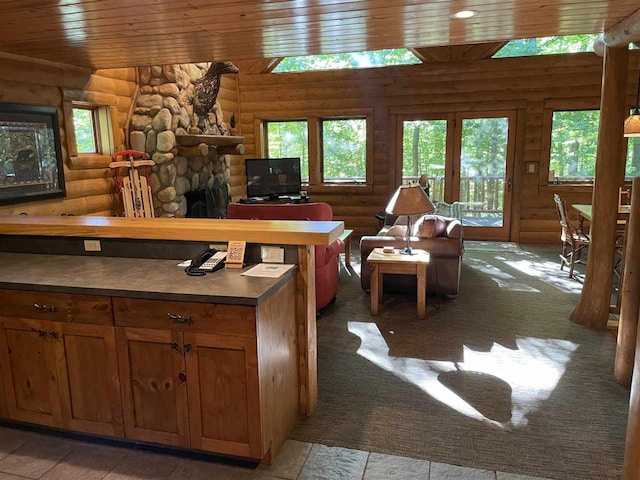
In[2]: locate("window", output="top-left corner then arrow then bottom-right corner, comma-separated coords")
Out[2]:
549,110 -> 600,183
321,118 -> 367,182
265,121 -> 309,181
547,109 -> 639,183
628,137 -> 640,178
273,49 -> 421,73
72,107 -> 97,153
69,104 -> 114,156
402,120 -> 447,198
493,34 -> 599,58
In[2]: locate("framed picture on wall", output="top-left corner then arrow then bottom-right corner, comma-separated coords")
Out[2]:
0,103 -> 65,205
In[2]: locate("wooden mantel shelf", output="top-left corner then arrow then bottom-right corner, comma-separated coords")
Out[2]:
0,216 -> 343,246
175,134 -> 245,147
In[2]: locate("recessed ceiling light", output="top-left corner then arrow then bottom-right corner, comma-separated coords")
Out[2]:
451,10 -> 477,19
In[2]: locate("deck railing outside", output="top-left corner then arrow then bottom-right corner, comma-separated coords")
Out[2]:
403,176 -> 505,218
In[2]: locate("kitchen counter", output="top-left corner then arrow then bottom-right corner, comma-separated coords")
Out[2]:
0,252 -> 296,305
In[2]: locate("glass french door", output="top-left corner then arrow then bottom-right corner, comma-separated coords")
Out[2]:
399,111 -> 516,240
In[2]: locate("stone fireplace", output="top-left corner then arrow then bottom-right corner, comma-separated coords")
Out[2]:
129,63 -> 232,218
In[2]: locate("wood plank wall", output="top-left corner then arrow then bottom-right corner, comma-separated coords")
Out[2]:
236,52 -> 640,241
0,56 -> 136,217
218,75 -> 242,200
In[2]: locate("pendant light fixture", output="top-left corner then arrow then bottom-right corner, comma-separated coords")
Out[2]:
624,63 -> 640,137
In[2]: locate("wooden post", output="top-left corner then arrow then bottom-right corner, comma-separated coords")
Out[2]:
616,177 -> 640,387
623,289 -> 640,477
296,245 -> 317,415
570,46 -> 629,328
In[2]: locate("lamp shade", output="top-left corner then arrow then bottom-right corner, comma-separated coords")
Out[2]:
386,184 -> 435,216
624,110 -> 640,137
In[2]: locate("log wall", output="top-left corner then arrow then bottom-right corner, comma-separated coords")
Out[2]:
0,56 -> 136,216
218,75 -> 242,200
236,52 -> 640,240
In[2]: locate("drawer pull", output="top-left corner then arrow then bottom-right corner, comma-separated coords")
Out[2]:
33,303 -> 56,313
167,313 -> 192,324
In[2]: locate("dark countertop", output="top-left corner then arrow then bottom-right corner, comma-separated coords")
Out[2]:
0,253 -> 297,305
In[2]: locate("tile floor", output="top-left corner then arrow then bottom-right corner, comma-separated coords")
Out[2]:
0,426 -> 552,480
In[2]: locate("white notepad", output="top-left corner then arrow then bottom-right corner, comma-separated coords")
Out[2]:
241,263 -> 295,278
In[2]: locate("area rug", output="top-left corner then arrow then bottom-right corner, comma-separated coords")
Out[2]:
289,244 -> 628,480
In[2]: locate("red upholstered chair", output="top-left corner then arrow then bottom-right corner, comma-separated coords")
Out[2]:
227,202 -> 344,310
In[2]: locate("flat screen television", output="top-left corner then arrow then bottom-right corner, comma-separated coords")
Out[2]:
245,157 -> 302,198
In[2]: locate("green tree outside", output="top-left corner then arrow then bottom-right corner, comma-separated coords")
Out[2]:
72,108 -> 96,153
274,49 -> 420,73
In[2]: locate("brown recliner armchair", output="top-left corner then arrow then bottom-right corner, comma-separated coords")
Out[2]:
360,214 -> 463,297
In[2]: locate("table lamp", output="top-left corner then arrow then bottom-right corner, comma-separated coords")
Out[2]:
385,184 -> 435,255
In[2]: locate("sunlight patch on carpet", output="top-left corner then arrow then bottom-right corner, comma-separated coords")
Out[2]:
348,321 -> 577,429
466,257 -> 540,292
503,258 -> 583,294
465,242 -> 522,253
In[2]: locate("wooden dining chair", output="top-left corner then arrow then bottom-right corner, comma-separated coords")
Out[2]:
553,194 -> 590,279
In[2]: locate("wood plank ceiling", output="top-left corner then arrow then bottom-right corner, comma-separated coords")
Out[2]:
0,1 -> 638,69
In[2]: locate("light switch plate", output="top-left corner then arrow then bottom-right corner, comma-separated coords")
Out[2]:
261,246 -> 285,263
83,239 -> 101,252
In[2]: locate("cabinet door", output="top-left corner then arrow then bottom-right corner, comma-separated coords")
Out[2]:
0,362 -> 7,419
185,332 -> 262,458
116,327 -> 190,447
55,323 -> 124,437
0,318 -> 63,427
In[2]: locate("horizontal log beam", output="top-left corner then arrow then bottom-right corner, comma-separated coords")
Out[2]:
594,8 -> 640,56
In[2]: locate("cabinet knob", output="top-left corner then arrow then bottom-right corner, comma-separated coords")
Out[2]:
178,372 -> 187,382
170,342 -> 180,352
33,303 -> 56,313
37,330 -> 47,337
167,313 -> 192,324
184,343 -> 193,353
49,331 -> 59,340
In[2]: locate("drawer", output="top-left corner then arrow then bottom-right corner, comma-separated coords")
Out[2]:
0,289 -> 113,326
113,297 -> 256,336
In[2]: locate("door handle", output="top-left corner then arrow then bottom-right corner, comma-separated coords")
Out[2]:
507,178 -> 512,192
167,313 -> 192,324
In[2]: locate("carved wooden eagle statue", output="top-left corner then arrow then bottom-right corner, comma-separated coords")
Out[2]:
192,61 -> 239,118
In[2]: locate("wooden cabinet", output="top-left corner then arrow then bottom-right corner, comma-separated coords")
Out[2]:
116,327 -> 190,447
0,279 -> 298,462
185,332 -> 261,458
55,323 -> 124,437
0,317 -> 124,436
0,318 -> 63,427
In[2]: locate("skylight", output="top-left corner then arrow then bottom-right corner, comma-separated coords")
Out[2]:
272,49 -> 421,73
493,34 -> 600,58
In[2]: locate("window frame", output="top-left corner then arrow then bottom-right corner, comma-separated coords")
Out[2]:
72,106 -> 99,154
256,108 -> 374,194
64,100 -> 116,159
319,116 -> 371,185
540,99 -> 636,191
263,119 -> 310,182
539,99 -> 601,190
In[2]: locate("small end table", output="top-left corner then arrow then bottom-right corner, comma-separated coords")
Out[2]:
367,247 -> 430,319
339,229 -> 354,266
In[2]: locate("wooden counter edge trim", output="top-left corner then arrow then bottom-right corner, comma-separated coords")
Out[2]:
0,216 -> 344,246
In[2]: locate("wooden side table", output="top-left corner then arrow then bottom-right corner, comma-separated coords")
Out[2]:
367,248 -> 430,319
339,229 -> 354,266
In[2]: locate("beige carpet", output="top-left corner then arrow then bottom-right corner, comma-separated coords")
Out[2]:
289,244 -> 628,480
